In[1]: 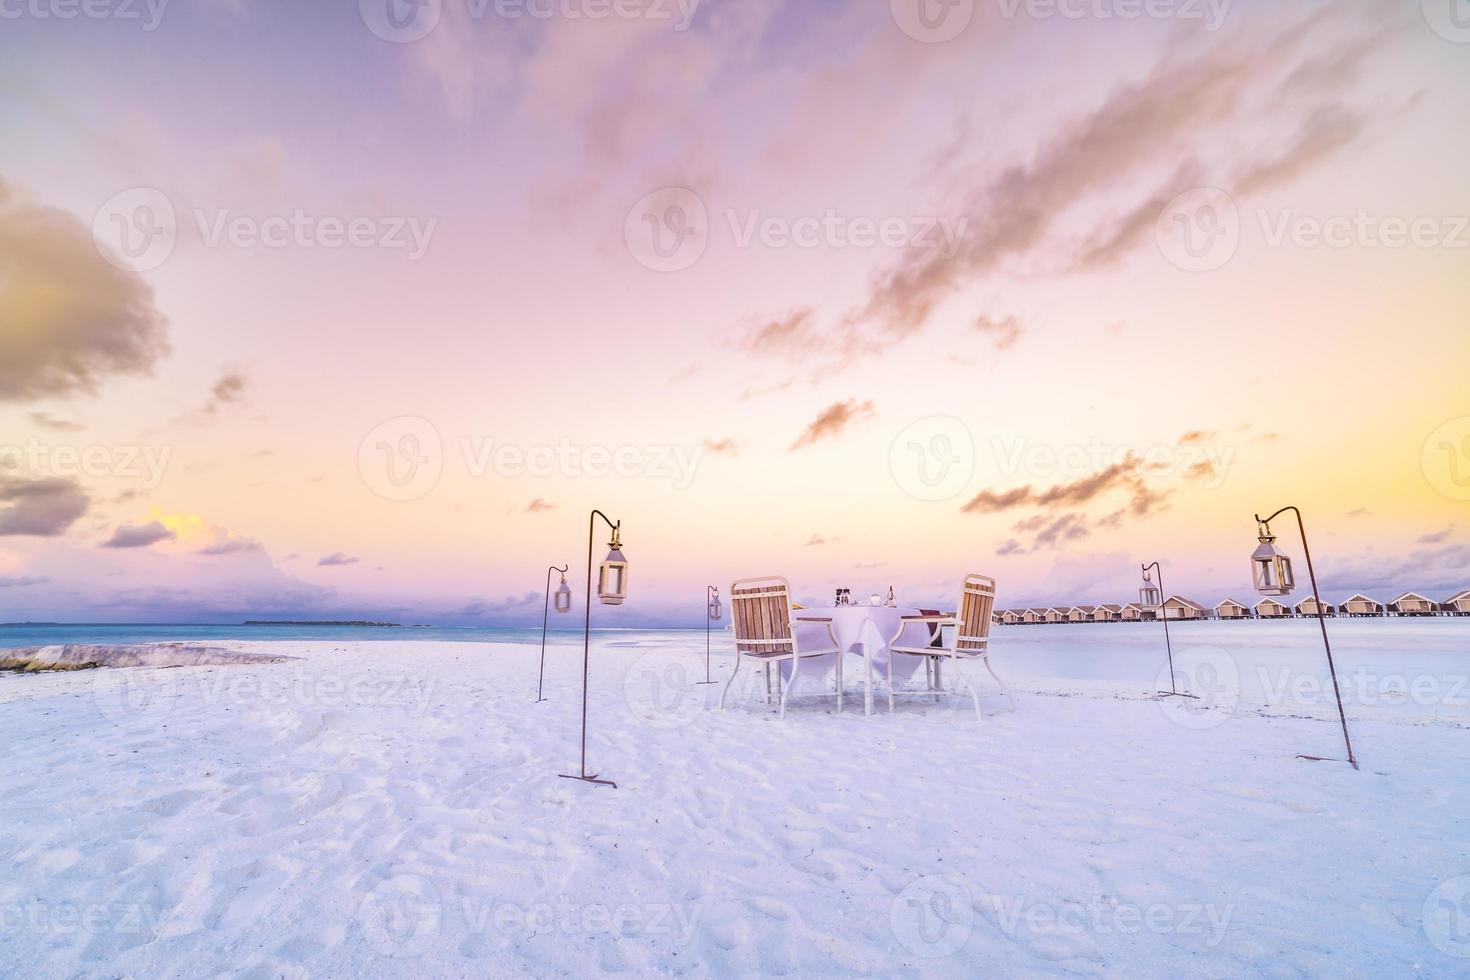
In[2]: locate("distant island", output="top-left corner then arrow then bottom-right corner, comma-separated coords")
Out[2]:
242,620 -> 407,627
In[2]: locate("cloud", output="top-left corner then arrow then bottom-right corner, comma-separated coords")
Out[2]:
28,412 -> 85,432
0,180 -> 170,401
0,476 -> 89,536
974,315 -> 1023,352
317,552 -> 360,567
187,371 -> 248,423
0,575 -> 48,587
1027,513 -> 1091,551
996,539 -> 1024,557
1345,508 -> 1369,518
1419,528 -> 1453,546
804,534 -> 829,547
701,438 -> 739,456
198,537 -> 264,556
526,498 -> 557,513
1179,430 -> 1217,445
790,399 -> 876,450
739,308 -> 824,359
963,458 -> 1147,514
458,592 -> 541,618
102,520 -> 176,549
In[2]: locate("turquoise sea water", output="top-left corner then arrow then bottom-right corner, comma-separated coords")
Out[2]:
0,623 -> 716,649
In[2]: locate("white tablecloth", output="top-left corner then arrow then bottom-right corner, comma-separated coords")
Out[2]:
784,605 -> 938,692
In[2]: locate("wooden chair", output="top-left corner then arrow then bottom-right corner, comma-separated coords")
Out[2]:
885,573 -> 1013,720
720,576 -> 843,718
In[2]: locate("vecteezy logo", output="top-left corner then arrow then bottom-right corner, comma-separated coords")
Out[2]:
1424,874 -> 1470,958
1156,186 -> 1240,272
1157,644 -> 1240,731
891,875 -> 974,958
92,666 -> 180,730
890,0 -> 974,43
1423,416 -> 1470,502
358,874 -> 442,958
1423,0 -> 1470,43
360,0 -> 441,43
624,187 -> 709,272
888,416 -> 975,502
92,188 -> 177,273
622,649 -> 709,730
358,416 -> 443,502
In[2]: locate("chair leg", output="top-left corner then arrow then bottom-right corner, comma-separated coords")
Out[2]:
780,656 -> 801,719
887,653 -> 896,715
764,663 -> 772,704
720,652 -> 743,710
864,650 -> 874,717
836,652 -> 844,714
985,656 -> 1014,712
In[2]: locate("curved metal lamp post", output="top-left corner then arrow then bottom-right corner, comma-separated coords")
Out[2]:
699,586 -> 722,685
559,510 -> 626,789
535,564 -> 571,703
1252,507 -> 1358,770
1142,561 -> 1196,699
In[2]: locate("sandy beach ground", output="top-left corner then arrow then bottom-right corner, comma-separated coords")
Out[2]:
3,622 -> 1469,977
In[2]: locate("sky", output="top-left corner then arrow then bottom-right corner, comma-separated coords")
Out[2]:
1,0 -> 1468,626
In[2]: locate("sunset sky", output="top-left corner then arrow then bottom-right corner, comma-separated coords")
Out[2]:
2,0 -> 1468,625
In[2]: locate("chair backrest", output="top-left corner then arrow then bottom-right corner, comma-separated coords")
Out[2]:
730,576 -> 794,655
956,573 -> 997,653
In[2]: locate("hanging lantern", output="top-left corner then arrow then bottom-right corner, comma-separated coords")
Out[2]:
554,575 -> 573,614
1251,522 -> 1295,596
1139,570 -> 1162,609
707,588 -> 722,621
597,526 -> 628,605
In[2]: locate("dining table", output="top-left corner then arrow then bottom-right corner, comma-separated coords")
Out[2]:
787,603 -> 941,714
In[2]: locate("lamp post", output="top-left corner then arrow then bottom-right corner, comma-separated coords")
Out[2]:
1252,507 -> 1357,770
535,564 -> 571,703
559,510 -> 626,789
699,586 -> 722,686
1142,561 -> 1196,699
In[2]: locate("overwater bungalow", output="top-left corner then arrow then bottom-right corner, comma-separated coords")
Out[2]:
1295,596 -> 1336,618
1160,596 -> 1207,621
1340,594 -> 1385,617
1255,597 -> 1291,619
1215,598 -> 1251,620
1390,592 -> 1437,617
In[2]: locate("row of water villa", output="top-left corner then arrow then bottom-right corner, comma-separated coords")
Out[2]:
996,590 -> 1470,625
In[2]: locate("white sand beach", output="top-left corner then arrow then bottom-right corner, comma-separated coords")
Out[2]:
3,622 -> 1469,977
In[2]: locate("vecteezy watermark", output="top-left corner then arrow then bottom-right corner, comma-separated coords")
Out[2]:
985,895 -> 1234,946
357,417 -> 706,501
724,210 -> 968,258
1422,416 -> 1470,502
460,438 -> 703,489
359,0 -> 701,43
359,416 -> 444,503
892,875 -> 974,958
890,0 -> 975,43
1158,187 -> 1470,272
1255,665 -> 1469,711
1424,874 -> 1470,959
92,188 -> 438,272
990,436 -> 1235,489
622,648 -> 712,730
460,897 -> 703,945
622,186 -> 970,272
1157,645 -> 1240,730
0,439 -> 172,488
0,0 -> 170,31
1156,186 -> 1240,273
996,0 -> 1232,30
890,416 -> 976,502
624,187 -> 709,272
359,874 -> 443,959
0,899 -> 161,938
1422,0 -> 1470,44
93,667 -> 437,734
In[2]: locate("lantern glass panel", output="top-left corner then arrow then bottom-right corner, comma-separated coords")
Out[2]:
598,548 -> 628,605
708,595 -> 723,620
1140,584 -> 1162,608
1251,539 -> 1295,596
554,581 -> 572,613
